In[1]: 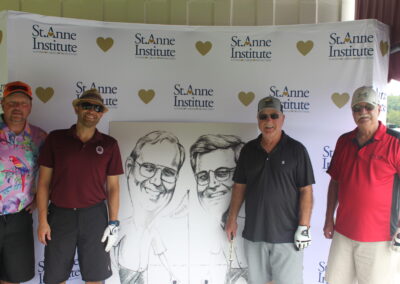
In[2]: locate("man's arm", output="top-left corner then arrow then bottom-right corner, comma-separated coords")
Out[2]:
225,183 -> 246,240
106,175 -> 120,221
294,185 -> 313,250
37,165 -> 53,245
323,179 -> 339,239
298,185 -> 313,227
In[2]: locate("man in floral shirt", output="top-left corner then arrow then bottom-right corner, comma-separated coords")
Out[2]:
0,81 -> 46,284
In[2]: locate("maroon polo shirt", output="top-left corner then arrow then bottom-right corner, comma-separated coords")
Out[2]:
39,125 -> 123,208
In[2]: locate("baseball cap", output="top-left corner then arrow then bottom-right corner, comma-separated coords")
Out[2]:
351,86 -> 379,107
257,96 -> 283,113
3,81 -> 33,99
72,88 -> 108,113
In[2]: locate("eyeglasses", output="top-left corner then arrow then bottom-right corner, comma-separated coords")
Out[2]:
135,161 -> 178,184
4,101 -> 30,108
195,167 -> 235,186
79,102 -> 104,113
352,104 -> 375,113
258,113 -> 280,120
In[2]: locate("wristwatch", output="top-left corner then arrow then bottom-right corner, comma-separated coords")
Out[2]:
109,220 -> 120,226
108,220 -> 120,234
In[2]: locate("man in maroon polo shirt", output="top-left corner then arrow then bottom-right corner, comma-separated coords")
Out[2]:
36,89 -> 123,284
324,86 -> 400,284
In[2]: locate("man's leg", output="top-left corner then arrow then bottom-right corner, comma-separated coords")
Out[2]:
354,240 -> 393,284
269,243 -> 303,284
243,239 -> 272,284
325,232 -> 356,284
0,211 -> 35,284
78,203 -> 112,282
44,205 -> 78,284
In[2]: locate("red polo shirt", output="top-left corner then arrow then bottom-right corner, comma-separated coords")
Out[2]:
328,122 -> 400,242
39,125 -> 123,208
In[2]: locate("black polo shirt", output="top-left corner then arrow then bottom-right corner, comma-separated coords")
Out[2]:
233,132 -> 315,243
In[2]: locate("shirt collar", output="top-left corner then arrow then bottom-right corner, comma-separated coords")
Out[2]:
256,130 -> 287,151
0,114 -> 32,137
350,121 -> 385,142
68,124 -> 103,143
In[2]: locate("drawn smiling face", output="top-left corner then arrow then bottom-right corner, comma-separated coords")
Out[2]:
195,148 -> 236,218
129,141 -> 180,213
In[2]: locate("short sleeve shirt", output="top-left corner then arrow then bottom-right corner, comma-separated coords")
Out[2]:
327,122 -> 400,241
234,132 -> 315,243
0,115 -> 47,215
38,125 -> 123,208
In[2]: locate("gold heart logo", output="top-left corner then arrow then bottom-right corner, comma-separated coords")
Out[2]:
238,92 -> 255,106
0,30 -> 3,44
296,40 -> 314,56
195,41 -> 212,56
36,87 -> 54,103
380,41 -> 389,56
138,89 -> 155,104
331,92 -> 349,108
96,37 -> 114,52
48,32 -> 54,37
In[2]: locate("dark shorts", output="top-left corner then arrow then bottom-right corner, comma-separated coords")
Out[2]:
44,202 -> 112,284
0,210 -> 35,283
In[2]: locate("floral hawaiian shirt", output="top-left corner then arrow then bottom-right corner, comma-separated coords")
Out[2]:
0,115 -> 46,215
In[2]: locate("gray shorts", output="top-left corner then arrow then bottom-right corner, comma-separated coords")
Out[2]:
44,202 -> 112,284
244,239 -> 304,284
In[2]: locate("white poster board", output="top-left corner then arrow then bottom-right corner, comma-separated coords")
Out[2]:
0,10 -> 390,284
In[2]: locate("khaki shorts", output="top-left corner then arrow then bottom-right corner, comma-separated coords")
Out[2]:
326,231 -> 398,284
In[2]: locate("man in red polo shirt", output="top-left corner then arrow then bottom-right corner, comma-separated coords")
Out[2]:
36,89 -> 123,284
324,86 -> 400,284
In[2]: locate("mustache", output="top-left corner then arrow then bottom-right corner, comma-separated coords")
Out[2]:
357,114 -> 371,121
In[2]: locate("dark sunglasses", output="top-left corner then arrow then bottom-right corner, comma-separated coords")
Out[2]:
79,102 -> 104,113
258,113 -> 280,120
352,104 -> 375,113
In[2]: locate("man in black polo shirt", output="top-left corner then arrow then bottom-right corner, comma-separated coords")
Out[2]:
225,96 -> 314,284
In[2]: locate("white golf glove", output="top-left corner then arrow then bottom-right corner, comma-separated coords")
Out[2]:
294,225 -> 311,250
391,228 -> 400,252
101,222 -> 119,252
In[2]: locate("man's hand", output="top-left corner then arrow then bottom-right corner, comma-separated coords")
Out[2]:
101,223 -> 119,252
323,219 -> 335,239
391,228 -> 400,252
225,216 -> 238,241
294,225 -> 311,250
38,222 -> 51,245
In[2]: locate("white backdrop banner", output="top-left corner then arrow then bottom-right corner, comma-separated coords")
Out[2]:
0,10 -> 390,284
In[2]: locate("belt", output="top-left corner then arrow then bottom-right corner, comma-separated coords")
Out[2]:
49,201 -> 105,211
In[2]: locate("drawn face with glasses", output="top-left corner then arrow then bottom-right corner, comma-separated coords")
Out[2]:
127,141 -> 180,212
195,148 -> 236,217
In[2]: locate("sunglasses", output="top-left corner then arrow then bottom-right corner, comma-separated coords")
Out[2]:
79,102 -> 104,113
258,113 -> 280,120
352,104 -> 375,113
5,85 -> 29,92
